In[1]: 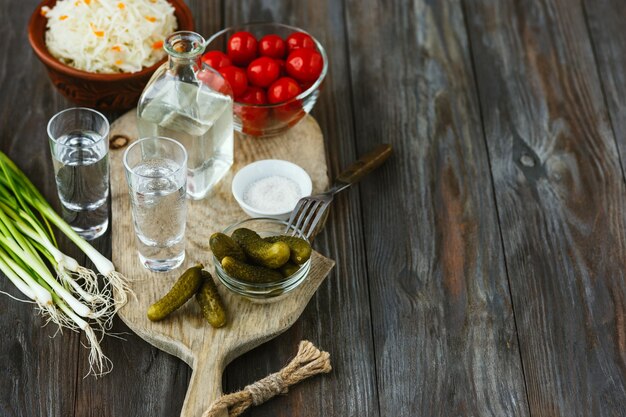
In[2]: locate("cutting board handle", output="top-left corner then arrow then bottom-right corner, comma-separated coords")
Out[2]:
179,347 -> 225,417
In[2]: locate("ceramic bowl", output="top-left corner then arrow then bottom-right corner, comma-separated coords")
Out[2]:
27,0 -> 194,111
231,159 -> 312,220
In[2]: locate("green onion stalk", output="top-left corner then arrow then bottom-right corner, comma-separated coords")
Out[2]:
0,151 -> 131,376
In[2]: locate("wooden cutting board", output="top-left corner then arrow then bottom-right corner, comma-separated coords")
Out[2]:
109,110 -> 335,417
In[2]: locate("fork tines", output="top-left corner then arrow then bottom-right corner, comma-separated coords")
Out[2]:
286,197 -> 328,239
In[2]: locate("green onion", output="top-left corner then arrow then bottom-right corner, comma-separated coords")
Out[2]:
0,151 -> 131,376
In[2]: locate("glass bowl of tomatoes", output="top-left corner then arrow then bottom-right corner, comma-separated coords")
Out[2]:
204,23 -> 328,137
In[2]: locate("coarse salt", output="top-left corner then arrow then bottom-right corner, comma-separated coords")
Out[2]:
243,176 -> 302,213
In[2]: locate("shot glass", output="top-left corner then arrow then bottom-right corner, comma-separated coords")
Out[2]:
123,137 -> 188,272
47,107 -> 110,240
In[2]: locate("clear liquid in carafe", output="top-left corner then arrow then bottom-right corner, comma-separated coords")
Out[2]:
138,81 -> 233,200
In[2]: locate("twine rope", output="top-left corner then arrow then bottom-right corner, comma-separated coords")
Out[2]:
246,374 -> 287,405
202,340 -> 332,417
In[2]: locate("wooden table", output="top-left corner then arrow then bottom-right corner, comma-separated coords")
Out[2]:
1,0 -> 625,416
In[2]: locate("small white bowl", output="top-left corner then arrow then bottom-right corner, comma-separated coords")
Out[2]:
231,159 -> 313,220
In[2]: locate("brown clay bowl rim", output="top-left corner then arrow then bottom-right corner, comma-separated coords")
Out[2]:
27,0 -> 194,81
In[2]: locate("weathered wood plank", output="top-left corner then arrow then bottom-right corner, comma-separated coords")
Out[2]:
343,0 -> 529,416
583,0 -> 626,174
7,0 -> 626,416
104,110 -> 333,417
463,0 -> 626,415
221,2 -> 381,417
71,2 -> 225,416
0,1 -> 83,416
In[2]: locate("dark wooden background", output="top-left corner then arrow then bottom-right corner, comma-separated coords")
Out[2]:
1,0 -> 625,416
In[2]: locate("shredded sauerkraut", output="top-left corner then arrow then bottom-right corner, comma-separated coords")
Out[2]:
43,0 -> 178,74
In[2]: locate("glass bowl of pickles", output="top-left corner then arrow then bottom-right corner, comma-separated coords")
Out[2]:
210,218 -> 312,302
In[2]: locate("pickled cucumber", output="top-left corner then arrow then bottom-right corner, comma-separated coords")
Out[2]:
147,264 -> 204,321
279,261 -> 301,278
222,256 -> 283,283
265,235 -> 312,264
210,232 -> 246,262
231,228 -> 290,269
195,270 -> 227,328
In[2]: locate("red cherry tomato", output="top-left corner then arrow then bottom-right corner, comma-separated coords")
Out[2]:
286,49 -> 323,83
201,50 -> 232,69
218,66 -> 248,97
267,77 -> 302,104
238,86 -> 267,104
286,32 -> 315,52
259,34 -> 287,59
246,57 -> 280,88
299,80 -> 315,91
197,68 -> 234,98
235,87 -> 270,135
273,100 -> 305,125
227,31 -> 258,66
275,59 -> 286,76
237,107 -> 269,133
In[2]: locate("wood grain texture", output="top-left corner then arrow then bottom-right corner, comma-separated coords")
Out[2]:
72,2 -> 226,417
583,0 -> 626,171
221,2 -> 382,417
343,0 -> 530,416
108,110 -> 334,417
463,0 -> 626,415
0,2 -> 84,416
4,0 -> 626,416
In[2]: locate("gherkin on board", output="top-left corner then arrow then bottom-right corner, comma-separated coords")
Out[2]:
195,270 -> 227,328
147,264 -> 204,322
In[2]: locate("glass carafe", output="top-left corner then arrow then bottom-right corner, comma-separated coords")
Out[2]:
137,31 -> 234,200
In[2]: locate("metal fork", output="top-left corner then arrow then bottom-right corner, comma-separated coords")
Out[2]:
286,144 -> 393,239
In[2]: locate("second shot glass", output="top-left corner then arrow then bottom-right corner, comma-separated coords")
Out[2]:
123,137 -> 188,272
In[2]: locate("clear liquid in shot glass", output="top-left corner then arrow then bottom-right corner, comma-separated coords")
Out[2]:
52,130 -> 109,240
129,158 -> 186,271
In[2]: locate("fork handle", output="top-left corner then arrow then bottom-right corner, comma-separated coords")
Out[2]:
336,144 -> 393,185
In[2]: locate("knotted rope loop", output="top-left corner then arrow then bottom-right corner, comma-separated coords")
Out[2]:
245,373 -> 287,405
202,340 -> 332,417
